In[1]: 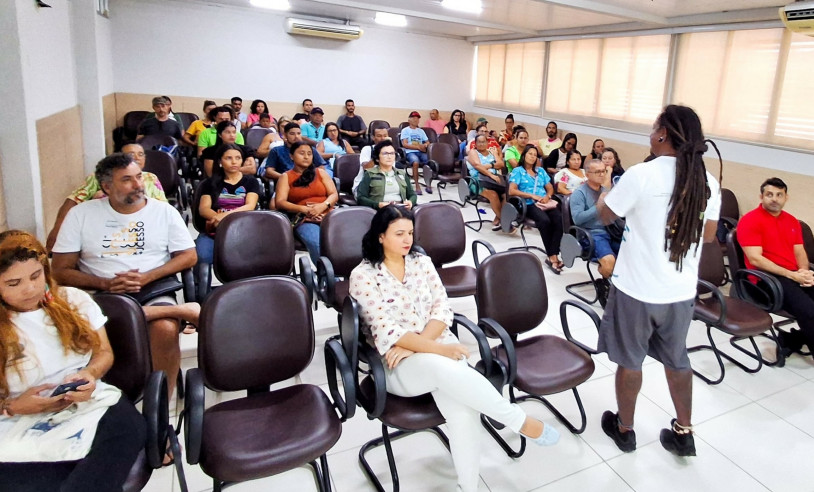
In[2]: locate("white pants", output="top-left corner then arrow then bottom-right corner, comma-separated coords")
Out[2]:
385,352 -> 527,492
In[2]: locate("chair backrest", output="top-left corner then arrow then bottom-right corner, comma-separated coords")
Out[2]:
245,127 -> 273,150
175,112 -> 199,131
143,149 -> 180,193
320,207 -> 376,277
698,240 -> 727,287
398,121 -> 409,131
368,120 -> 390,137
198,276 -> 314,392
333,154 -> 361,194
438,133 -> 460,158
95,293 -> 152,402
138,134 -> 178,152
725,229 -> 747,281
476,250 -> 548,336
123,111 -> 149,140
413,202 -> 466,267
388,127 -> 402,149
801,220 -> 814,262
191,180 -> 208,234
427,143 -> 456,174
561,194 -> 573,232
213,211 -> 295,281
720,188 -> 740,220
422,127 -> 438,144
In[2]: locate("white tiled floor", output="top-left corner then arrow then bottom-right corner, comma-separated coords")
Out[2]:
149,193 -> 814,492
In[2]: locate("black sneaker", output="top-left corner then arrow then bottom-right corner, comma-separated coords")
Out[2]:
660,419 -> 696,457
601,410 -> 636,452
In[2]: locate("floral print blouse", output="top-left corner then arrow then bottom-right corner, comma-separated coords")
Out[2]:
349,253 -> 456,356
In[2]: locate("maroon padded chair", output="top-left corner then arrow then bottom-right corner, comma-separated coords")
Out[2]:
413,202 -> 494,299
427,142 -> 463,204
475,250 -> 598,457
687,241 -> 775,384
95,293 -> 187,492
316,207 -> 376,315
184,276 -> 350,491
333,153 -> 361,206
421,126 -> 438,143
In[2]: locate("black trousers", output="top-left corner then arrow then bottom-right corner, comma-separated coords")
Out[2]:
525,204 -> 563,256
0,396 -> 146,492
772,274 -> 814,350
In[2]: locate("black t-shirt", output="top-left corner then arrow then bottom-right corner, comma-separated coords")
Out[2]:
200,143 -> 256,162
137,118 -> 183,139
339,115 -> 364,133
200,175 -> 261,213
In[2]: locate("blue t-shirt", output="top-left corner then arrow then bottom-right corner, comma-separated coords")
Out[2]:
399,127 -> 428,154
509,167 -> 550,205
302,122 -> 325,142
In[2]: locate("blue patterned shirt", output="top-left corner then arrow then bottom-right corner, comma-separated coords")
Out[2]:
509,167 -> 550,205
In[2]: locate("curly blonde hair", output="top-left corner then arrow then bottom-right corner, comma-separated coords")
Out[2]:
0,230 -> 100,398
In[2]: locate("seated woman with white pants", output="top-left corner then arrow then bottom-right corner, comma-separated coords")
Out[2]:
349,205 -> 559,492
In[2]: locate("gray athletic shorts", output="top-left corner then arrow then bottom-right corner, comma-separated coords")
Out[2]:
597,286 -> 695,371
144,295 -> 177,307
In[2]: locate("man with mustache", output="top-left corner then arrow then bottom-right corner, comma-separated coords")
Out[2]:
52,152 -> 199,398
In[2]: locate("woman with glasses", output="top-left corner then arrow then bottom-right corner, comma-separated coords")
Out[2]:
356,141 -> 417,210
544,132 -> 578,175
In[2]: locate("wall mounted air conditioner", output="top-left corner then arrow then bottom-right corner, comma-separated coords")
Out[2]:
780,1 -> 814,36
286,18 -> 363,40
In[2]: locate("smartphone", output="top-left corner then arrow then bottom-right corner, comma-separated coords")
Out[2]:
51,379 -> 88,397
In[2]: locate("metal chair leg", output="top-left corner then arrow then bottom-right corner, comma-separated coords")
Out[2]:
688,324 -> 763,385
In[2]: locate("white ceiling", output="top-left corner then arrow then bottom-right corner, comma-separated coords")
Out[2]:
191,0 -> 789,40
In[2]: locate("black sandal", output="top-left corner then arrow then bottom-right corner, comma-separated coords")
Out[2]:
545,259 -> 562,275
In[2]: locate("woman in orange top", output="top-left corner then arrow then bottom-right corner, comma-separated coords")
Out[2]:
275,141 -> 339,264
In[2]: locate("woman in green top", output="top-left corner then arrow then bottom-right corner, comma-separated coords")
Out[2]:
356,141 -> 417,210
503,127 -> 530,173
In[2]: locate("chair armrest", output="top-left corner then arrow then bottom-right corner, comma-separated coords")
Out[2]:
183,368 -> 205,465
142,370 -> 169,470
478,318 -> 517,386
316,256 -> 336,306
325,336 -> 357,421
358,343 -> 387,419
508,196 -> 528,222
695,279 -> 727,326
299,256 -> 316,308
451,314 -> 493,374
719,216 -> 738,230
559,300 -> 601,355
181,268 -> 195,303
568,225 -> 595,261
472,239 -> 496,268
733,269 -> 783,313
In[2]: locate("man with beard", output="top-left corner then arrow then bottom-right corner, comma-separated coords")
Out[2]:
52,152 -> 199,398
538,121 -> 562,158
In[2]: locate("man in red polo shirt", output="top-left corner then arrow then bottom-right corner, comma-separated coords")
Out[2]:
738,177 -> 814,358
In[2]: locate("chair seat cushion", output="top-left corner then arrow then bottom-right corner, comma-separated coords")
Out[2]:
437,173 -> 461,183
695,296 -> 773,336
438,265 -> 476,298
122,449 -> 151,492
339,195 -> 357,206
494,335 -> 594,395
359,377 -> 445,431
199,384 -> 341,483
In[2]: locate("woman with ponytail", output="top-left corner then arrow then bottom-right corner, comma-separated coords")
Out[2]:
0,231 -> 144,491
595,105 -> 722,458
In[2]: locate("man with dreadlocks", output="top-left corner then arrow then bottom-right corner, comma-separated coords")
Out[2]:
595,105 -> 721,457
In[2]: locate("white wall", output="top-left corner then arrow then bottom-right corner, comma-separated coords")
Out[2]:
109,0 -> 474,109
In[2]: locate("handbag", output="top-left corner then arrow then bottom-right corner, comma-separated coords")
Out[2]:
605,218 -> 626,241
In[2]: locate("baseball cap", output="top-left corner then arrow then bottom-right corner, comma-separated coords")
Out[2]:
477,117 -> 488,124
310,107 -> 324,115
409,111 -> 421,118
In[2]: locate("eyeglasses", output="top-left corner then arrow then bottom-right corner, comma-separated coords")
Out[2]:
588,170 -> 607,175
380,151 -> 397,157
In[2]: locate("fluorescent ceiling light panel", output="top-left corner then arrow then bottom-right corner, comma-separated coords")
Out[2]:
375,12 -> 407,27
441,0 -> 483,14
250,0 -> 290,10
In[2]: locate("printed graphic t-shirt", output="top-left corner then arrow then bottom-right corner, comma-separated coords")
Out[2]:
52,198 -> 194,279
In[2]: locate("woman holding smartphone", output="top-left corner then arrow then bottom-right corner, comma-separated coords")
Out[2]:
0,231 -> 145,492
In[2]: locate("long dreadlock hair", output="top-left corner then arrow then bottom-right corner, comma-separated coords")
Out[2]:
658,105 -> 723,271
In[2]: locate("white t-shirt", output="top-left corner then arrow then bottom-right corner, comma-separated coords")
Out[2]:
554,168 -> 588,192
604,156 -> 721,303
52,198 -> 195,279
352,145 -> 374,196
0,288 -> 108,438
